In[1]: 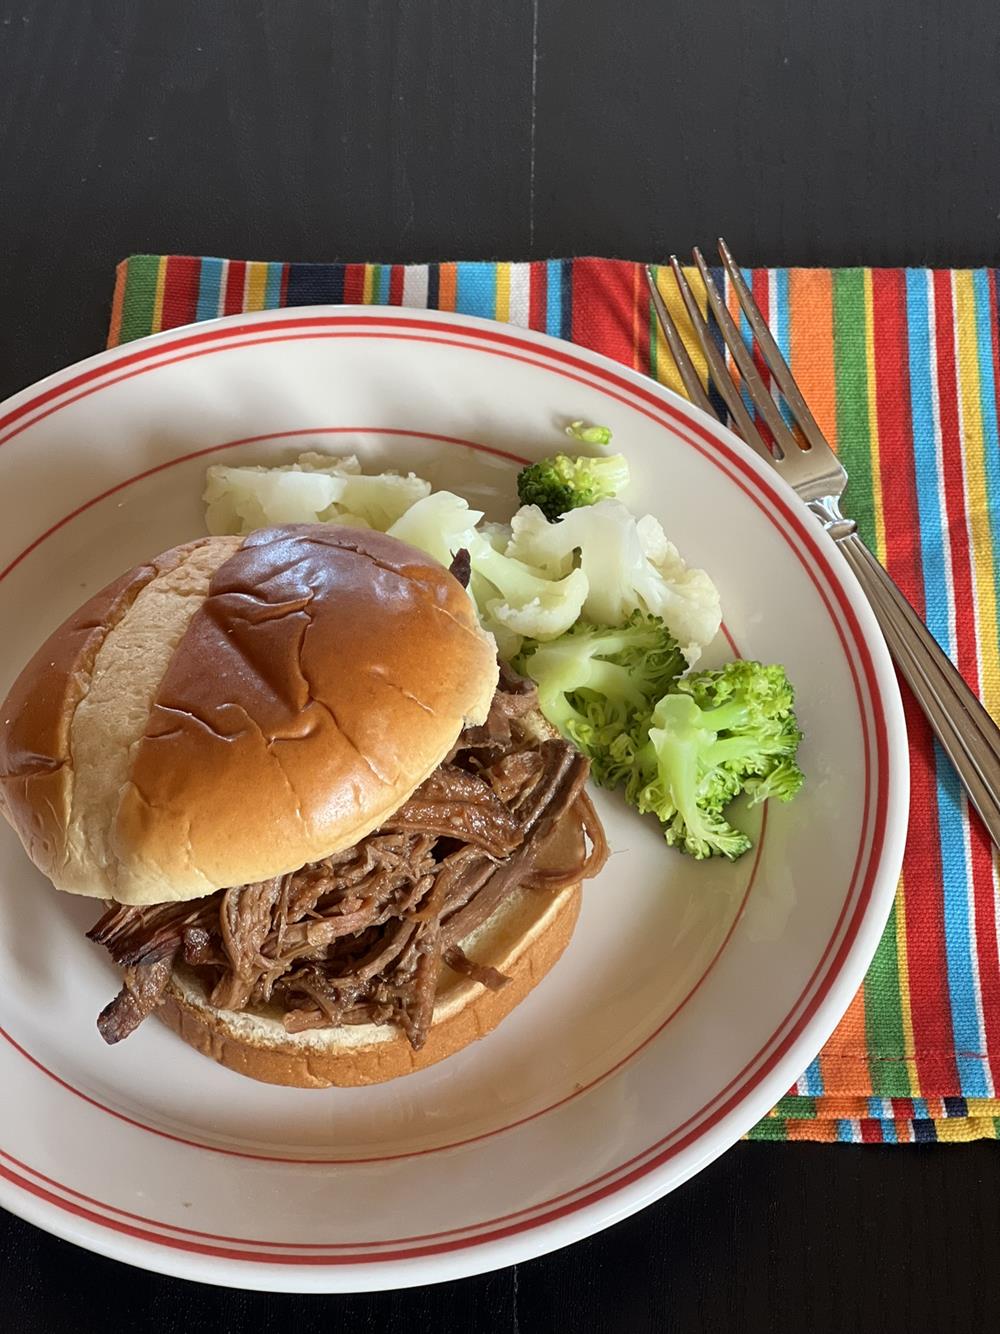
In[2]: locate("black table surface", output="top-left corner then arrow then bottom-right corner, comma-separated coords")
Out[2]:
2,2 -> 999,1329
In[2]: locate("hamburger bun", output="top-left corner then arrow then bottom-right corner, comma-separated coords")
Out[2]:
0,525 -> 498,905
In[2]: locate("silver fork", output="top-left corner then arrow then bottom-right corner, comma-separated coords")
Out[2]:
646,239 -> 1000,848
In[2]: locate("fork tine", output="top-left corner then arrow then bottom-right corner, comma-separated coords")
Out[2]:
690,247 -> 803,461
717,237 -> 827,452
643,265 -> 715,417
666,256 -> 771,461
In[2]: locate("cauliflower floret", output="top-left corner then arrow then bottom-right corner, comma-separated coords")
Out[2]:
637,539 -> 721,666
479,520 -> 513,553
387,490 -> 484,567
295,451 -> 362,474
324,472 -> 431,529
204,464 -> 344,534
473,582 -> 524,662
204,452 -> 430,534
507,504 -> 575,577
472,542 -> 589,641
503,500 -> 720,664
295,451 -> 432,528
389,491 -> 589,652
635,512 -> 670,565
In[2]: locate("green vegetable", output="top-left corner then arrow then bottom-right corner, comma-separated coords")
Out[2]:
565,421 -> 614,445
519,622 -> 803,860
622,661 -> 805,860
515,612 -> 686,786
516,452 -> 629,522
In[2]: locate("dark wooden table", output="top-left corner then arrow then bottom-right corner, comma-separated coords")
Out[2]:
1,2 -> 999,1329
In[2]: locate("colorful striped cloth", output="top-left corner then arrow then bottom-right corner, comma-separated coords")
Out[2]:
109,255 -> 1000,1143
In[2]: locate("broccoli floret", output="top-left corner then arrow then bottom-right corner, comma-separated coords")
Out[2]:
516,452 -> 630,522
518,630 -> 804,860
565,420 -> 614,445
515,612 -> 686,785
626,661 -> 804,860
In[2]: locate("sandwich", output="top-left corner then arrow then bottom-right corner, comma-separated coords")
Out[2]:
0,524 -> 607,1086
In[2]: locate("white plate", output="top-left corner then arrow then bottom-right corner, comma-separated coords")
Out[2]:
0,307 -> 907,1291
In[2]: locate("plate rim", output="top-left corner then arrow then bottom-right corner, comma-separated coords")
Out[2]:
0,305 -> 909,1290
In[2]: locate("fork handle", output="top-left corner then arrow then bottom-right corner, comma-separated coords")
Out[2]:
837,532 -> 1000,845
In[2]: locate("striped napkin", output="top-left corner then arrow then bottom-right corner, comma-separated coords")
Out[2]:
109,254 -> 1000,1143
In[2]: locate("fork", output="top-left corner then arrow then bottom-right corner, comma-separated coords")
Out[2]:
646,239 -> 1000,848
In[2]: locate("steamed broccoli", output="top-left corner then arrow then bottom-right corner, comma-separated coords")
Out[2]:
516,452 -> 630,522
622,661 -> 805,860
515,612 -> 686,785
565,421 -> 614,445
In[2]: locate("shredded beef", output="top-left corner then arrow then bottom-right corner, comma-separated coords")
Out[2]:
448,548 -> 472,589
182,926 -> 217,967
212,877 -> 284,1009
383,765 -> 523,855
87,666 -> 608,1051
443,943 -> 510,992
96,952 -> 179,1044
455,671 -> 539,760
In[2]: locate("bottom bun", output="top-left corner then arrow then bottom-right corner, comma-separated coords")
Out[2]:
158,829 -> 584,1088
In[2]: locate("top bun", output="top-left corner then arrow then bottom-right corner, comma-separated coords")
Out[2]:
0,525 -> 498,906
